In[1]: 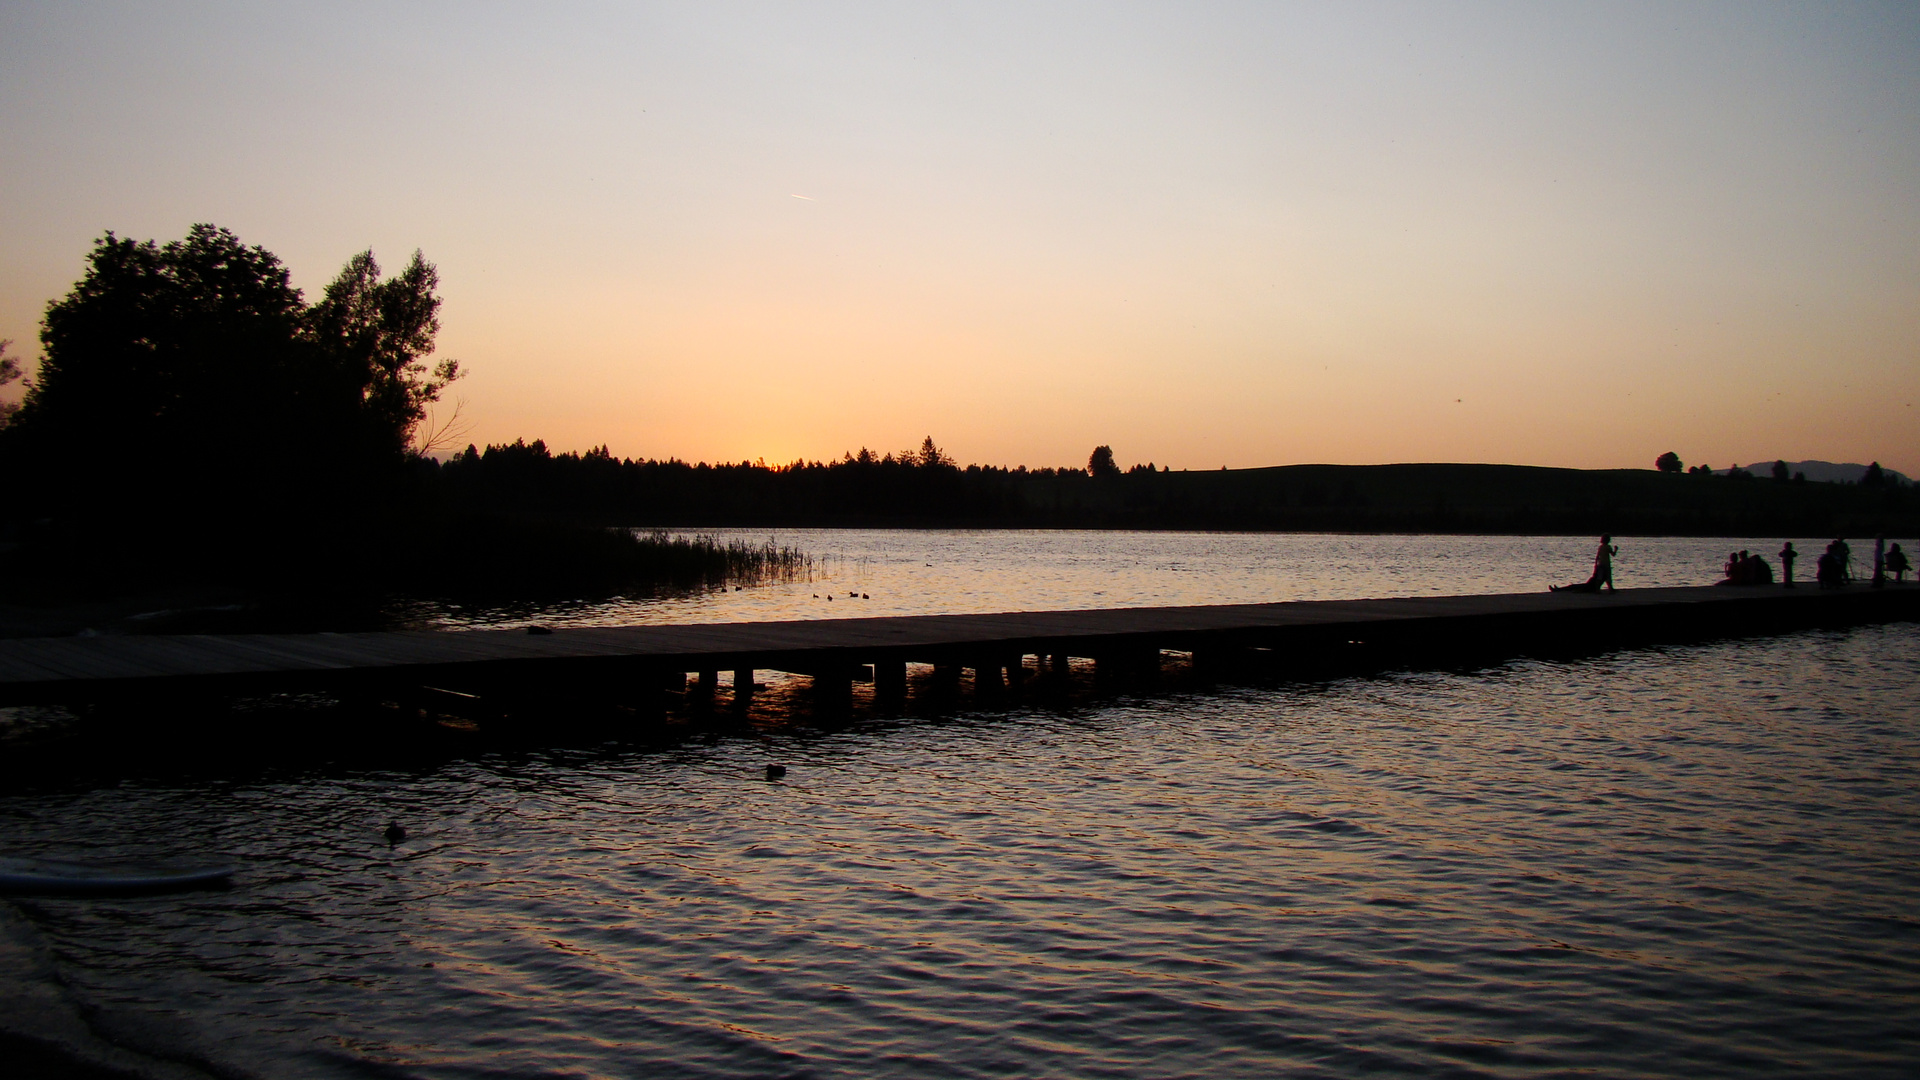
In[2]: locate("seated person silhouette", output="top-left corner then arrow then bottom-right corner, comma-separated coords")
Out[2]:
1816,551 -> 1844,589
1717,550 -> 1773,585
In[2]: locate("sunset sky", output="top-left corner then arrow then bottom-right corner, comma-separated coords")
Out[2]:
2,2 -> 1915,474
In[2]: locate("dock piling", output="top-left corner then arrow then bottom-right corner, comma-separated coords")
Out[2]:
874,660 -> 908,700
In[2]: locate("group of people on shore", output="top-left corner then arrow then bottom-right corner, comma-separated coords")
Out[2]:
1550,535 -> 1911,593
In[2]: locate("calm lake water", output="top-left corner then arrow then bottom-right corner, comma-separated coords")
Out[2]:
2,532 -> 1916,1078
416,529 -> 1843,629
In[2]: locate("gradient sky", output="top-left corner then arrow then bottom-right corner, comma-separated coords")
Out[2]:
3,1 -> 1915,473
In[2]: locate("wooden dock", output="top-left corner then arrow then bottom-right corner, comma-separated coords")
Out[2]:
0,585 -> 1913,711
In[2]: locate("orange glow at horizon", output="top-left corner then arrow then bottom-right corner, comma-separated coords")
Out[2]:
1,4 -> 1915,475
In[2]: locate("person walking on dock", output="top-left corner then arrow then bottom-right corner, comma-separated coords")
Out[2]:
1590,535 -> 1618,591
1779,541 -> 1797,588
1551,535 -> 1618,593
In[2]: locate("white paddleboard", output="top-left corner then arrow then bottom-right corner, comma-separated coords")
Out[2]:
0,856 -> 235,894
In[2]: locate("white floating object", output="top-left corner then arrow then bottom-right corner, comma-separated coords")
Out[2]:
0,856 -> 235,895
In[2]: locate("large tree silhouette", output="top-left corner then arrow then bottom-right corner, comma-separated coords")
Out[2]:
7,226 -> 457,514
305,248 -> 461,459
21,226 -> 306,466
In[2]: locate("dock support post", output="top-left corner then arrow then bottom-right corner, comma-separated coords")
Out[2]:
973,661 -> 1004,696
696,670 -> 718,695
1005,654 -> 1027,689
812,668 -> 853,713
874,660 -> 908,701
1190,649 -> 1223,681
1095,647 -> 1160,685
633,671 -> 679,720
732,668 -> 755,707
1050,652 -> 1071,676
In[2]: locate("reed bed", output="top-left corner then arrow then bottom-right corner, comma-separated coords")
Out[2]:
630,531 -> 814,588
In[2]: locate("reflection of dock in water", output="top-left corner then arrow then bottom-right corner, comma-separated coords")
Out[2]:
1,585 -> 1914,712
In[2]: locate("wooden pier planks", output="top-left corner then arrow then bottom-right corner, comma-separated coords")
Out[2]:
0,584 -> 1912,704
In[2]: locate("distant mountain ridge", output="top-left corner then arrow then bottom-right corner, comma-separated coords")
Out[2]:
1714,461 -> 1910,485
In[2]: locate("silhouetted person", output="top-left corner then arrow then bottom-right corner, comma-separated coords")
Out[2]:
1718,550 -> 1772,586
1779,542 -> 1797,588
1552,535 -> 1618,593
1591,535 -> 1617,591
1828,539 -> 1853,583
1888,543 -> 1910,584
1816,551 -> 1842,589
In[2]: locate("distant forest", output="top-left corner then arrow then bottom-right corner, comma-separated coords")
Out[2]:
432,439 -> 1919,538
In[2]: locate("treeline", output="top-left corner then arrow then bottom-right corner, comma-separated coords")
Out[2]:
429,442 -> 1920,537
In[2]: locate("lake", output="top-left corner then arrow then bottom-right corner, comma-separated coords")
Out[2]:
1,532 -> 1915,1078
412,528 -> 1830,629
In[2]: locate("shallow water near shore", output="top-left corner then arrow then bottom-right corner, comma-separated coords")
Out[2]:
2,532 -> 1917,1078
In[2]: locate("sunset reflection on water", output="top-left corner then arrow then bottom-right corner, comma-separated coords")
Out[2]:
413,530 -> 1819,631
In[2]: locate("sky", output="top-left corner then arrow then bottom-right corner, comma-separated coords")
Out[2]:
2,1 -> 1916,473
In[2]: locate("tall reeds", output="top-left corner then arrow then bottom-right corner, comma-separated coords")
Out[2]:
628,531 -> 813,589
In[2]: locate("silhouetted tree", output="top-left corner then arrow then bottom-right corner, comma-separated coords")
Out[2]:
1862,461 -> 1886,486
1771,459 -> 1790,482
11,227 -> 311,500
0,339 -> 23,428
1088,444 -> 1119,478
1,225 -> 463,591
917,436 -> 954,469
304,248 -> 462,459
9,226 -> 458,491
1655,451 -> 1682,473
